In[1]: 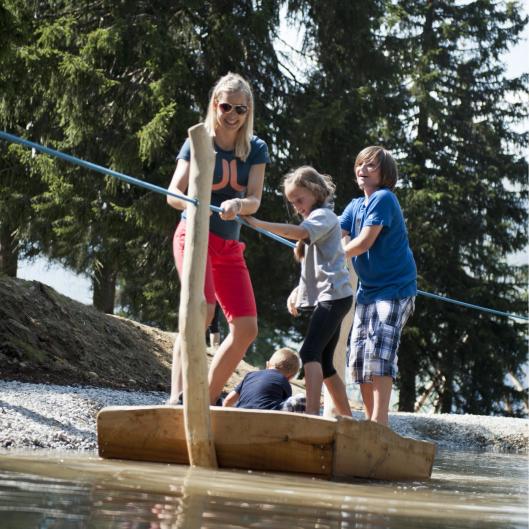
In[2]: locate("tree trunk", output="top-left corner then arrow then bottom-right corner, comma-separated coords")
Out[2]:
397,350 -> 416,412
92,261 -> 117,313
0,222 -> 18,277
438,370 -> 454,413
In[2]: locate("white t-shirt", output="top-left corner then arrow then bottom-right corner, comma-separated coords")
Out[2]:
296,207 -> 353,308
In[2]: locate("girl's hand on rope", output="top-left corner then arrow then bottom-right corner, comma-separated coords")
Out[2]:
219,198 -> 242,221
287,287 -> 299,317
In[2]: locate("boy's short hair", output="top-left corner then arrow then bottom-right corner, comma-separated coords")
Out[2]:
355,146 -> 398,190
268,347 -> 300,378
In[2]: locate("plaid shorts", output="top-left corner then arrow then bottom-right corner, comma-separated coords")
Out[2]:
348,297 -> 415,383
281,394 -> 306,413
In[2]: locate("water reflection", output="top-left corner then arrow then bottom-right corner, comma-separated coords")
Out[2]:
0,450 -> 526,529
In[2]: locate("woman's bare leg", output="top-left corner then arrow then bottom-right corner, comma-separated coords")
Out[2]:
168,302 -> 216,404
208,315 -> 257,404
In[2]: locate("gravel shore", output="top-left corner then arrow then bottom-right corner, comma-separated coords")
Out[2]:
0,380 -> 527,453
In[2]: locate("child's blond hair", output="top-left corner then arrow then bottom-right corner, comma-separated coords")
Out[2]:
268,347 -> 300,378
282,166 -> 336,262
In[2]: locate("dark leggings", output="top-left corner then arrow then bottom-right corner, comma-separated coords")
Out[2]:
299,296 -> 353,378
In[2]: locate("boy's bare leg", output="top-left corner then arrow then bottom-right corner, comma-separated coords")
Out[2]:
208,316 -> 257,404
323,373 -> 352,416
168,303 -> 216,405
360,383 -> 373,420
371,375 -> 393,426
304,361 -> 324,415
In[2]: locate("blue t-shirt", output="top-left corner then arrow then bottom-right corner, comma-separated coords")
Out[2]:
177,135 -> 270,240
340,189 -> 417,304
234,369 -> 292,410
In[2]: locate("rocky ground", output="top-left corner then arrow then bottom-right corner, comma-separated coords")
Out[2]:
0,276 -> 527,454
0,380 -> 527,453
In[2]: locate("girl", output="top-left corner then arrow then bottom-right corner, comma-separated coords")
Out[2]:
167,73 -> 270,405
244,166 -> 353,415
340,146 -> 416,426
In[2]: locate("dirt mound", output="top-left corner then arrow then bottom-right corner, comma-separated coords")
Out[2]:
0,276 -> 255,392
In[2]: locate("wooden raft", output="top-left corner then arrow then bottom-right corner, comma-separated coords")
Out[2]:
97,406 -> 435,481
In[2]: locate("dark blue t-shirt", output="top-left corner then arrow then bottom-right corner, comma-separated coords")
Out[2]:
340,189 -> 417,304
177,135 -> 270,240
234,369 -> 292,410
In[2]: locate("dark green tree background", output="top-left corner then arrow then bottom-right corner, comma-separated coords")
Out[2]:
0,0 -> 526,415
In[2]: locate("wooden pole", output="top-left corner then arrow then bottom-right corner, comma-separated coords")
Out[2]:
179,123 -> 217,467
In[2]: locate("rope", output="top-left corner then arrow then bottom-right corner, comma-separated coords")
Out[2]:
1,130 -> 527,322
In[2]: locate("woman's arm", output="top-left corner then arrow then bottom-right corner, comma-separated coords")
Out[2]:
220,163 -> 266,220
343,225 -> 383,258
167,159 -> 191,210
243,216 -> 309,241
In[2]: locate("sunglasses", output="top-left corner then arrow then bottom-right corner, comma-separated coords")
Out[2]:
218,102 -> 248,115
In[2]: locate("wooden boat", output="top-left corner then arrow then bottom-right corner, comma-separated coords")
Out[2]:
97,405 -> 435,481
97,124 -> 436,481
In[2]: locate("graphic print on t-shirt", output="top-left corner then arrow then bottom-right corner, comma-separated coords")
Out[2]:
212,159 -> 246,192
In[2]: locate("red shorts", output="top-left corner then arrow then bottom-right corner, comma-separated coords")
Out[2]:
173,221 -> 257,322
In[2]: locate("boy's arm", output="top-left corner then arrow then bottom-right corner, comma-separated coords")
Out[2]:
223,390 -> 240,407
343,225 -> 383,258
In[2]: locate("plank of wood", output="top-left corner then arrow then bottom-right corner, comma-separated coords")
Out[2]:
97,406 -> 435,481
97,406 -> 189,464
332,415 -> 436,480
210,407 -> 335,477
97,406 -> 334,477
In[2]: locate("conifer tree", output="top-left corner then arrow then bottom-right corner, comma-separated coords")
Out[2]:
0,1 -> 54,276
389,0 -> 528,414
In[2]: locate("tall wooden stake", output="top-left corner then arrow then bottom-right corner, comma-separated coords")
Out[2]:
179,123 -> 217,467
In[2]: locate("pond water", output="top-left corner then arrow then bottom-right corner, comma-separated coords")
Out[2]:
0,449 -> 526,529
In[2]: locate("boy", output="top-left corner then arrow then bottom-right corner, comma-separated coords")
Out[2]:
340,146 -> 416,427
223,347 -> 302,411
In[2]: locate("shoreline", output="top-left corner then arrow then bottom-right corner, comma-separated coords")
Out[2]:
0,380 -> 527,454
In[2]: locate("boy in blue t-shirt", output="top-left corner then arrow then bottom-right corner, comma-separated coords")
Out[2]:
223,348 -> 303,411
340,146 -> 417,428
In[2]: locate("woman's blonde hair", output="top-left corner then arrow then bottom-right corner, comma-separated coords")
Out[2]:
282,166 -> 336,261
354,146 -> 398,190
204,72 -> 254,161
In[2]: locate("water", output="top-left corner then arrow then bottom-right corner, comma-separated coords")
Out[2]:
0,449 -> 526,529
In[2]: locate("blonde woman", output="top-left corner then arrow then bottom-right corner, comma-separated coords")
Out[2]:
167,73 -> 270,405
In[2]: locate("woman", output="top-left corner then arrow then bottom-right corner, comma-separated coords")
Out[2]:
167,73 -> 270,405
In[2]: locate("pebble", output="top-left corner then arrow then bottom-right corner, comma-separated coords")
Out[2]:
0,381 -> 527,453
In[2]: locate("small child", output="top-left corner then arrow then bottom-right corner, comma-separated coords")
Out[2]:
340,146 -> 417,427
223,347 -> 301,410
244,166 -> 354,416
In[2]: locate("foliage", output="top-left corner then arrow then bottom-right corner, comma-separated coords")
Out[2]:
0,0 -> 527,415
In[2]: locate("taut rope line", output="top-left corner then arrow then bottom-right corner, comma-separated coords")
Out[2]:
1,130 -> 527,322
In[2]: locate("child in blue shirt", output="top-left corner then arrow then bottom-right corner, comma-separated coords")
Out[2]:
223,347 -> 301,410
340,146 -> 416,427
